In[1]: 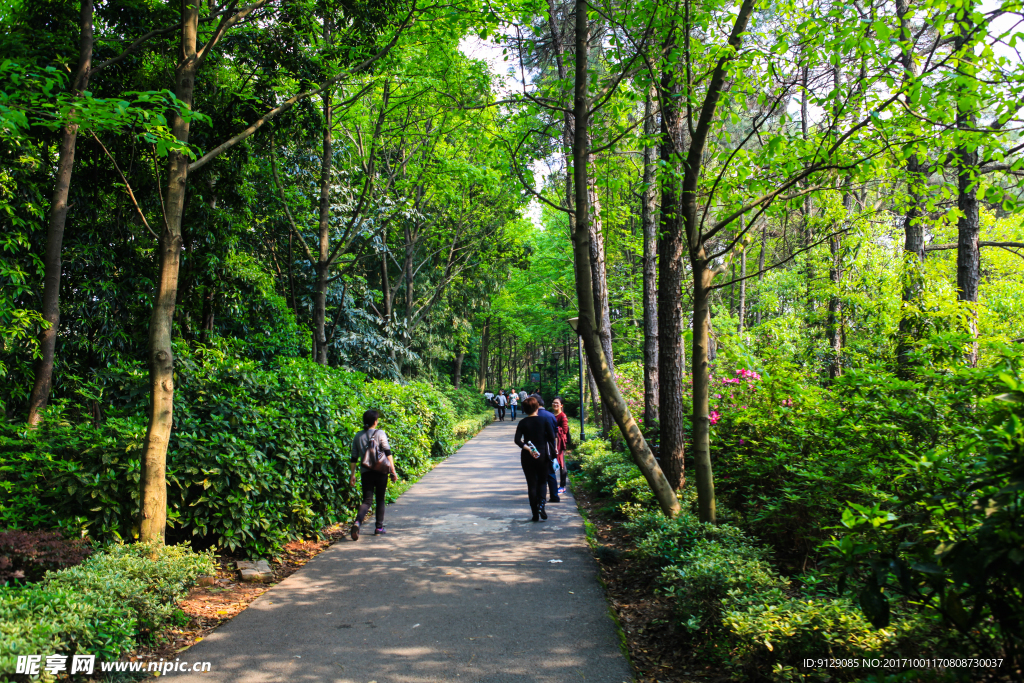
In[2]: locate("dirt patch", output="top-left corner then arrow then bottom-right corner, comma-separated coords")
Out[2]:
131,524 -> 348,666
574,485 -> 731,683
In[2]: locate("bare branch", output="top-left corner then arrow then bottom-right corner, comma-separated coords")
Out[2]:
90,130 -> 158,240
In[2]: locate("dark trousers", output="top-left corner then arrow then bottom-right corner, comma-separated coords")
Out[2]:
356,470 -> 388,527
497,405 -> 506,421
520,454 -> 549,515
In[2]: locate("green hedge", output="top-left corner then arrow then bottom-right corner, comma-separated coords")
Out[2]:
0,347 -> 491,556
624,509 -> 926,682
0,543 -> 214,677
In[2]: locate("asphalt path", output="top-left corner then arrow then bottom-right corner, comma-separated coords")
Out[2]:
173,417 -> 633,683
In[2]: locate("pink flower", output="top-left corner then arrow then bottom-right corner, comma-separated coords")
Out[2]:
739,438 -> 745,445
709,410 -> 721,425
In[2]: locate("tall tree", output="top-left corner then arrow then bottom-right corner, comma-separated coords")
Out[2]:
138,0 -> 412,543
570,0 -> 680,518
657,21 -> 688,491
26,0 -> 93,426
641,89 -> 659,430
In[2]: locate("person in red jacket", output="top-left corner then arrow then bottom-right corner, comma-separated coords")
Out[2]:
551,397 -> 570,493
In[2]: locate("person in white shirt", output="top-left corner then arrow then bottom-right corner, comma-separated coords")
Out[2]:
495,390 -> 508,421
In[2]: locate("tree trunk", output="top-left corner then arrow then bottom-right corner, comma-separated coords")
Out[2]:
200,287 -> 215,342
737,249 -> 746,335
587,162 -> 615,436
571,0 -> 679,517
641,89 -> 659,431
287,231 -> 297,312
755,221 -> 766,326
313,80 -> 333,366
956,148 -> 980,367
454,349 -> 465,389
895,0 -> 928,377
826,225 -> 843,379
955,11 -> 980,367
27,0 -> 93,426
139,1 -> 200,544
477,316 -> 490,391
680,0 -> 757,525
657,40 -> 687,491
689,262 -> 716,523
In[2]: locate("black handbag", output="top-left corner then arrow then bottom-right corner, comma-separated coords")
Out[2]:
360,429 -> 392,474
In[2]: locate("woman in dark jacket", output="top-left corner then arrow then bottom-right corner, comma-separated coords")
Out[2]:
513,396 -> 557,521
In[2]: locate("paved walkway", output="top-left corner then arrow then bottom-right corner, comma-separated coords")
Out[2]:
176,418 -> 632,683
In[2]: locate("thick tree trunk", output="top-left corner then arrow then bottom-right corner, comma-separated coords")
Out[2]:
139,1 -> 200,544
641,90 -> 659,430
657,42 -> 687,491
571,0 -> 679,517
27,0 -> 93,426
313,83 -> 333,366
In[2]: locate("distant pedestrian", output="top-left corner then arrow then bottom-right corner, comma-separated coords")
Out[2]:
349,410 -> 399,540
536,397 -> 561,503
484,389 -> 494,405
518,388 -> 528,403
551,397 -> 569,493
496,390 -> 508,421
509,391 -> 518,420
513,397 -> 557,522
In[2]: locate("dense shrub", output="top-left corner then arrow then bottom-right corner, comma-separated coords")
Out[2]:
624,511 -> 923,681
0,346 -> 492,556
575,438 -> 654,508
827,363 -> 1024,673
44,543 -> 214,634
0,530 -> 92,583
0,543 -> 214,677
707,359 -> 1001,563
0,584 -> 135,674
723,590 -> 924,682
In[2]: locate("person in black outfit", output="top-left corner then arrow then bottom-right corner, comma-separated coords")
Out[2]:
536,397 -> 561,503
349,409 -> 399,540
513,397 -> 557,522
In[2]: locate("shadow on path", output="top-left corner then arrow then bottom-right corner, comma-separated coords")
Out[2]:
173,419 -> 632,683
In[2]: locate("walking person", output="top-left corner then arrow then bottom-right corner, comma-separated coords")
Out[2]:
551,397 -> 570,493
536,397 -> 561,503
518,388 -> 528,404
349,410 -> 399,540
496,390 -> 508,421
509,390 -> 518,420
513,397 -> 557,521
